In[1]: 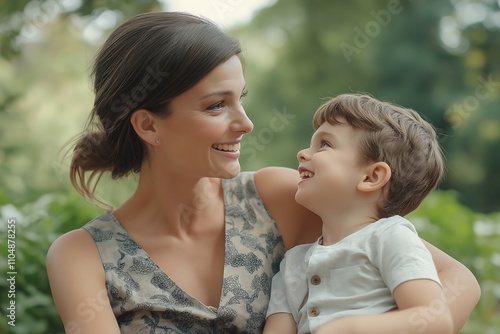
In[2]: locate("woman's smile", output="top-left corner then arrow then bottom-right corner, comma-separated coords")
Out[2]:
211,142 -> 241,158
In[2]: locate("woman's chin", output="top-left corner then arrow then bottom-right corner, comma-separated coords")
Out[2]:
211,164 -> 241,179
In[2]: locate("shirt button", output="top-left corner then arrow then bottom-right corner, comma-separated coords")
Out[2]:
311,275 -> 321,285
309,306 -> 320,317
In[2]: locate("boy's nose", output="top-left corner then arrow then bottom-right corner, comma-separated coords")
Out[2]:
297,148 -> 309,162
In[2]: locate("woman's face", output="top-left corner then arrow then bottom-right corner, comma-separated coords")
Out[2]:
154,55 -> 253,179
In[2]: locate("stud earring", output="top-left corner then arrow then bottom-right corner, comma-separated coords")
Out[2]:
155,139 -> 160,144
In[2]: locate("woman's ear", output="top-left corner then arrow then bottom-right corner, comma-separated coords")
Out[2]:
357,162 -> 391,193
130,109 -> 159,145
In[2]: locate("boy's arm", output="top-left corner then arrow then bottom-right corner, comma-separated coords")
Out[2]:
263,313 -> 297,334
315,279 -> 453,334
422,239 -> 481,332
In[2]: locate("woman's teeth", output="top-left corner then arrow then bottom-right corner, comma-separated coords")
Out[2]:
212,143 -> 240,152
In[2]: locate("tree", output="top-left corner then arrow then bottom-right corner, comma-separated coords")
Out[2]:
234,0 -> 500,213
0,0 -> 164,59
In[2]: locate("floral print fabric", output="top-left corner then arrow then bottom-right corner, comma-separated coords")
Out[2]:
83,172 -> 285,333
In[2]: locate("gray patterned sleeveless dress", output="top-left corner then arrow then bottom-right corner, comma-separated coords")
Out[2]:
83,172 -> 285,333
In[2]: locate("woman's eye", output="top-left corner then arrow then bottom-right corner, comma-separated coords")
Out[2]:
240,90 -> 248,101
208,101 -> 225,111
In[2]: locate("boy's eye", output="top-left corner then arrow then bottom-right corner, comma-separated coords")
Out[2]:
320,140 -> 331,148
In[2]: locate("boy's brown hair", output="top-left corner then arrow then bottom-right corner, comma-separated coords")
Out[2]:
313,93 -> 444,217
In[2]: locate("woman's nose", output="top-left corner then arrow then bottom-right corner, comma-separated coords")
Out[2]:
232,105 -> 254,134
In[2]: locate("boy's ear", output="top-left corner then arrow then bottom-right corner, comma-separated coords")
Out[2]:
130,109 -> 158,145
357,162 -> 391,192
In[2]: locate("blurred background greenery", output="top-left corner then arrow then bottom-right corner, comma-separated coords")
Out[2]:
0,0 -> 499,333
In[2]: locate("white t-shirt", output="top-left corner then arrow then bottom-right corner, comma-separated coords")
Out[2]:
266,215 -> 441,334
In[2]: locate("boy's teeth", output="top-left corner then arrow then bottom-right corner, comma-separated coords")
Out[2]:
212,143 -> 240,152
300,171 -> 314,179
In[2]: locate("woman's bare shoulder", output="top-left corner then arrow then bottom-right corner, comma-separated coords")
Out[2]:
46,228 -> 105,288
46,228 -> 119,332
47,228 -> 99,264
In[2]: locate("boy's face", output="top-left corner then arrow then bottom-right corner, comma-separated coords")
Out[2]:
295,120 -> 368,216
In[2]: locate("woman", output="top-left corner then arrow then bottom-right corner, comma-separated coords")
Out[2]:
46,12 -> 480,334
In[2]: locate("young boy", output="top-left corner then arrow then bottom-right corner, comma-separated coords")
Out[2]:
263,94 -> 453,334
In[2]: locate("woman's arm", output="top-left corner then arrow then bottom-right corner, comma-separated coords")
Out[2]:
422,239 -> 481,333
46,229 -> 120,334
255,166 -> 322,249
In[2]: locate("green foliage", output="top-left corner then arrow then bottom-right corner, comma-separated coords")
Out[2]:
0,0 -> 164,59
0,192 -> 101,334
445,98 -> 500,213
408,190 -> 500,332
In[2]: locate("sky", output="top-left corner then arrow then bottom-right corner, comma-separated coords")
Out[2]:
77,0 -> 274,43
159,0 -> 275,28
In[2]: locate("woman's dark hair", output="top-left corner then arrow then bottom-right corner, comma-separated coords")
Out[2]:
69,12 -> 242,205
